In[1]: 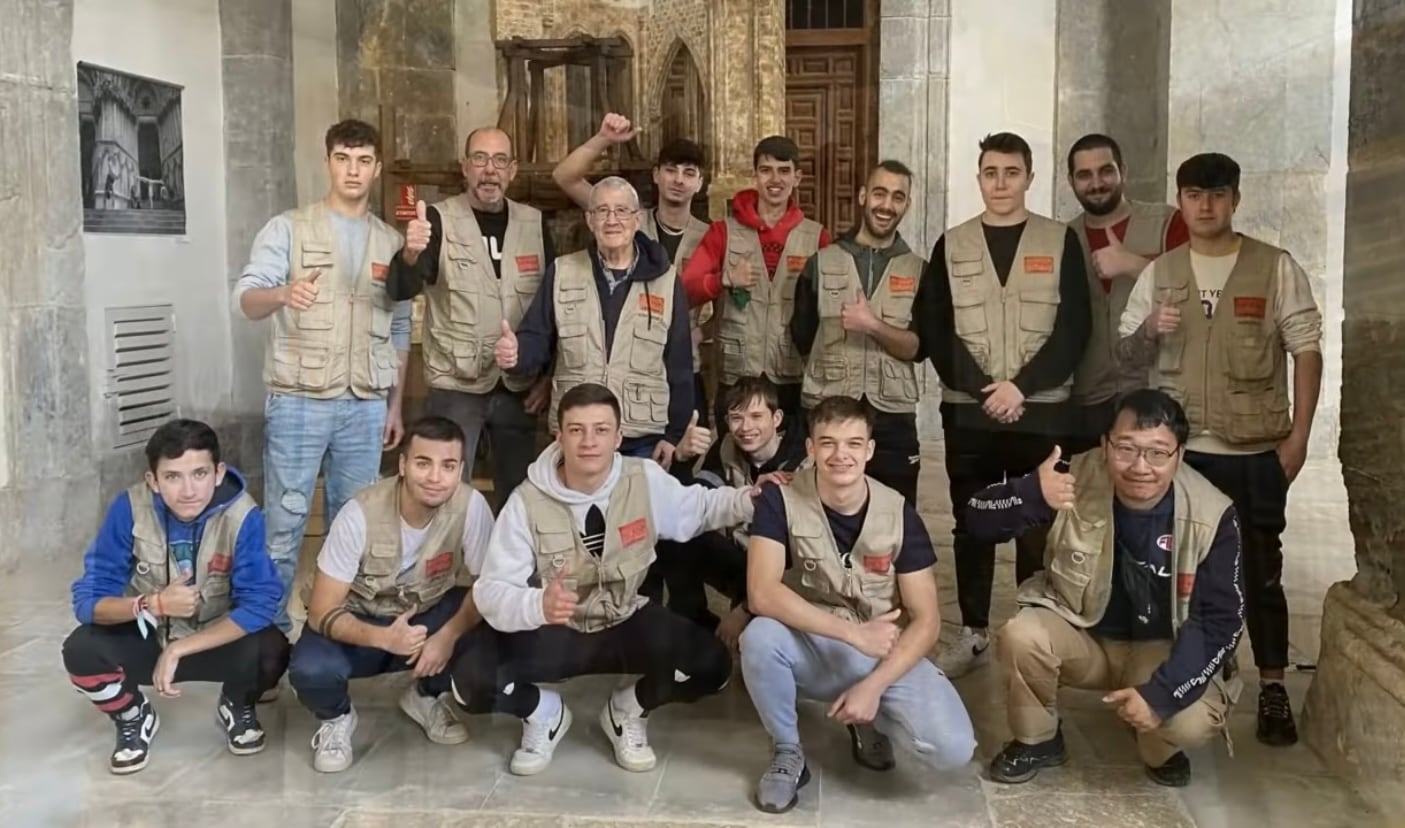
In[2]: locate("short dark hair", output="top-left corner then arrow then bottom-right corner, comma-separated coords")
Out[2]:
145,419 -> 221,473
557,382 -> 621,428
464,127 -> 513,156
1176,152 -> 1240,193
753,135 -> 801,168
325,119 -> 382,158
1108,389 -> 1190,446
402,416 -> 466,457
807,396 -> 873,437
657,138 -> 705,170
869,159 -> 914,187
978,132 -> 1033,174
725,376 -> 780,414
1067,133 -> 1124,175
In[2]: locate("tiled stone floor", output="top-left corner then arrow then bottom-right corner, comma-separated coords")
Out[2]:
0,446 -> 1379,827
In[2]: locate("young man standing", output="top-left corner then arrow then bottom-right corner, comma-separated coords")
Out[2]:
741,396 -> 976,813
681,136 -> 833,428
790,160 -> 925,503
386,128 -> 553,505
288,416 -> 495,773
916,132 -> 1092,678
64,420 -> 288,774
1118,152 -> 1323,746
234,120 -> 413,631
1064,133 -> 1189,451
452,383 -> 755,777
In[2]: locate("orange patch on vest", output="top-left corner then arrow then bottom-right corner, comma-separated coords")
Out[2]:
862,553 -> 892,574
425,552 -> 453,578
618,518 -> 648,547
888,275 -> 916,294
638,294 -> 666,315
787,255 -> 807,274
1023,256 -> 1055,274
1177,573 -> 1195,597
516,254 -> 540,274
370,263 -> 389,282
1233,296 -> 1267,318
207,554 -> 232,575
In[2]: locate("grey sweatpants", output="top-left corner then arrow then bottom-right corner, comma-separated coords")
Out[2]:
739,617 -> 976,770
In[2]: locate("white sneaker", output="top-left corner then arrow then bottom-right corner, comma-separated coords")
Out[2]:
399,686 -> 469,745
311,706 -> 358,773
510,693 -> 572,776
936,626 -> 991,679
600,686 -> 657,772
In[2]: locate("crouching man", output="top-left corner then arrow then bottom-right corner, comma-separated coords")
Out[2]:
741,396 -> 976,814
288,416 -> 495,773
971,389 -> 1243,787
64,419 -> 289,774
452,382 -> 756,776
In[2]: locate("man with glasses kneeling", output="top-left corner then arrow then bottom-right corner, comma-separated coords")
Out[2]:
965,389 -> 1244,788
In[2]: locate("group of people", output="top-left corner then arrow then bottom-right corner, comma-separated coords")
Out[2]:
61,111 -> 1322,813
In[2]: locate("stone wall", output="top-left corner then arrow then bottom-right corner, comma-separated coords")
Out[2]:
705,0 -> 786,209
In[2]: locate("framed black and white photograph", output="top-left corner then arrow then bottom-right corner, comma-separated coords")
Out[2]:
77,62 -> 186,235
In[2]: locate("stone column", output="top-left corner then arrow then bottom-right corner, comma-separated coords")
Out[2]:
1301,0 -> 1405,815
0,0 -> 98,576
705,0 -> 786,217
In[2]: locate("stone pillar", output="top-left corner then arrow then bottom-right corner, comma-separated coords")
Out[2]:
0,0 -> 99,576
705,0 -> 785,217
1302,0 -> 1405,815
453,0 -> 499,147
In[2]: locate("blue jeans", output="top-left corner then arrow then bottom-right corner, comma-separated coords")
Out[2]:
287,587 -> 478,719
264,392 -> 387,631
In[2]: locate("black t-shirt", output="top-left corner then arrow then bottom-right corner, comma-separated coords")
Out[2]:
654,210 -> 685,265
750,483 -> 937,573
473,208 -> 511,278
982,221 -> 1027,287
1093,493 -> 1175,641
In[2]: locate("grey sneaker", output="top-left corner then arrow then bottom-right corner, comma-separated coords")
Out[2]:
755,745 -> 811,814
848,723 -> 895,771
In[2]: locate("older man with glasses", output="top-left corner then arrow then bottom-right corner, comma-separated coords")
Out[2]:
495,177 -> 695,465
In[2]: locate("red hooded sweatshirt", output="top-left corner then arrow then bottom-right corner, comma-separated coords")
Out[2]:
680,189 -> 832,307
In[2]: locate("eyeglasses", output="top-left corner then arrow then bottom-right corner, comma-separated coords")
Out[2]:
589,206 -> 638,221
468,152 -> 513,169
1109,443 -> 1178,468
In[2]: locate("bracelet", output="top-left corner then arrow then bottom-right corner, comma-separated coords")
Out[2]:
152,593 -> 164,618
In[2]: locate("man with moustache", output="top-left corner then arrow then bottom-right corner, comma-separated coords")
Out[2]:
682,136 -> 833,429
1117,152 -> 1322,747
387,128 -> 554,508
1064,134 -> 1189,451
915,132 -> 1092,679
790,160 -> 925,503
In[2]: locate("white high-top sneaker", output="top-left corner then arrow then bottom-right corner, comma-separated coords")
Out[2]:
510,690 -> 572,776
310,706 -> 358,773
600,683 -> 657,772
936,626 -> 991,679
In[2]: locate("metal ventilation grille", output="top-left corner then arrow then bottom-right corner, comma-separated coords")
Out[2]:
105,305 -> 177,448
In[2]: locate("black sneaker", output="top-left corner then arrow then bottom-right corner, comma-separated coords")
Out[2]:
988,727 -> 1067,784
217,695 -> 267,755
110,699 -> 159,775
848,723 -> 895,771
1256,682 -> 1298,746
1146,751 -> 1191,787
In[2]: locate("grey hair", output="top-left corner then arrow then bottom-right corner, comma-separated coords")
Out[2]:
588,176 -> 641,210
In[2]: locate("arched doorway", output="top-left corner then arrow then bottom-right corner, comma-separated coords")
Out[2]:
659,40 -> 706,152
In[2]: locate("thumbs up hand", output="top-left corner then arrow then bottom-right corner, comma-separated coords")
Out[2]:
850,608 -> 903,659
286,268 -> 322,312
840,288 -> 879,334
495,319 -> 519,369
1145,287 -> 1182,339
404,200 -> 432,262
674,410 -> 714,463
1038,445 -> 1077,511
382,606 -> 428,656
541,566 -> 579,626
1091,226 -> 1146,280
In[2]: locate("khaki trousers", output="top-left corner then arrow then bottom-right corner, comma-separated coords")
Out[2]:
997,607 -> 1229,767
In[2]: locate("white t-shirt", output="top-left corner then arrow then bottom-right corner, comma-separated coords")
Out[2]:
317,487 -> 495,584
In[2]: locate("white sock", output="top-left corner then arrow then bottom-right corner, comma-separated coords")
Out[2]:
611,681 -> 645,719
527,689 -> 561,725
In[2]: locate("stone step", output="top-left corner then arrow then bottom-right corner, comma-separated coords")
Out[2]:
83,208 -> 186,234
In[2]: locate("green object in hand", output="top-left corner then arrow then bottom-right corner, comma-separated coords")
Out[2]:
729,287 -> 752,310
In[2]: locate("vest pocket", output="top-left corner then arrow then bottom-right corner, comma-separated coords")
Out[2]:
300,243 -> 334,271
1226,328 -> 1275,381
370,348 -> 398,390
819,270 -> 850,317
271,346 -> 331,390
857,570 -> 899,620
1226,391 -> 1290,442
447,283 -> 478,328
1046,555 -> 1093,616
628,321 -> 668,373
719,335 -> 747,380
1018,293 -> 1059,334
879,360 -> 918,402
558,324 -> 591,372
951,289 -> 988,337
622,382 -> 668,429
197,576 -> 230,623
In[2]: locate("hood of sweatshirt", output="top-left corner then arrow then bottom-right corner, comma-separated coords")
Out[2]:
525,443 -> 626,528
587,232 -> 674,284
730,188 -> 807,234
150,465 -> 248,526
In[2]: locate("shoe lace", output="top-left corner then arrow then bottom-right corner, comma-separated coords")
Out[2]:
429,695 -> 459,731
312,714 -> 353,753
620,715 -> 649,750
116,714 -> 144,743
226,700 -> 259,731
1261,685 -> 1292,718
521,717 -> 551,754
767,748 -> 805,778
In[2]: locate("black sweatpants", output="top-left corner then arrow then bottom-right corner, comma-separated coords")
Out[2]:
643,532 -> 750,630
451,602 -> 732,718
869,409 -> 921,505
1183,449 -> 1290,671
62,623 -> 289,717
944,424 -> 1056,630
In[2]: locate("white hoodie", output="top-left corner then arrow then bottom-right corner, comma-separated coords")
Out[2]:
474,444 -> 757,632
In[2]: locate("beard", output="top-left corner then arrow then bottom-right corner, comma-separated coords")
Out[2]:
862,211 -> 899,242
1077,187 -> 1122,217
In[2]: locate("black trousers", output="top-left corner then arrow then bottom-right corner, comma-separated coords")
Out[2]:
1064,399 -> 1118,456
944,425 -> 1056,630
869,410 -> 921,505
62,623 -> 289,715
642,532 -> 750,630
451,603 -> 732,718
692,372 -> 711,429
714,379 -> 802,439
1183,449 -> 1290,671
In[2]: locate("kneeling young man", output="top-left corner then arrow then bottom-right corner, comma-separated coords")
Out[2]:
741,396 -> 976,814
454,382 -> 756,776
969,389 -> 1243,787
64,419 -> 288,774
289,416 -> 494,772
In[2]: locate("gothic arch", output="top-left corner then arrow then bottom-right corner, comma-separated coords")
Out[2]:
652,37 -> 708,162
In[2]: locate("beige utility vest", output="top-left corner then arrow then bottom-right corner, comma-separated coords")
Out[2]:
519,459 -> 656,633
644,209 -> 711,371
1017,449 -> 1243,705
779,467 -> 907,624
423,196 -> 545,394
1070,201 -> 1178,404
264,202 -> 401,399
548,250 -> 677,439
341,477 -> 472,618
716,217 -> 823,386
802,246 -> 924,413
1150,237 -> 1291,449
124,484 -> 257,644
941,214 -> 1071,405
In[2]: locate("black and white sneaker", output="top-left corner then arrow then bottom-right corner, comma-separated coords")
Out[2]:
217,695 -> 267,755
848,724 -> 895,771
110,699 -> 159,775
988,727 -> 1068,784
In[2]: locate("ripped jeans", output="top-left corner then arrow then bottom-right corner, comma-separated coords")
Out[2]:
263,392 -> 387,632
